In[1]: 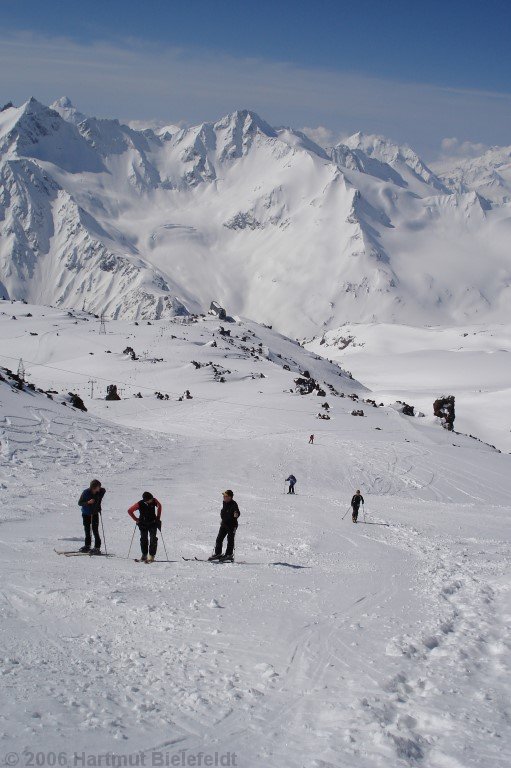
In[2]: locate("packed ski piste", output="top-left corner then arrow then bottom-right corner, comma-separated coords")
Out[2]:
1,303 -> 510,768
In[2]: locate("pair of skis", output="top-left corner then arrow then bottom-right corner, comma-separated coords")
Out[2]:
54,548 -> 113,558
54,549 -> 243,563
182,556 -> 244,564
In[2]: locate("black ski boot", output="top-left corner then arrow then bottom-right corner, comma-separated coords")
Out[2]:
208,553 -> 222,561
79,545 -> 90,553
219,554 -> 234,562
90,547 -> 101,555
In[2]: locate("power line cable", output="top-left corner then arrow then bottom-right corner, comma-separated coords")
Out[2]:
0,351 -> 352,417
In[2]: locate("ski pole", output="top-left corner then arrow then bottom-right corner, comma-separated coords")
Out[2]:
159,527 -> 169,561
127,523 -> 137,559
342,507 -> 351,520
99,512 -> 108,556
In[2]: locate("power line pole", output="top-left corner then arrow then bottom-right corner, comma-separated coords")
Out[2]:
99,313 -> 107,335
17,358 -> 25,382
88,379 -> 97,398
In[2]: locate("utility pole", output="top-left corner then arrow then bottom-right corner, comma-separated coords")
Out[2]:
88,379 -> 97,398
99,313 -> 107,334
17,358 -> 25,382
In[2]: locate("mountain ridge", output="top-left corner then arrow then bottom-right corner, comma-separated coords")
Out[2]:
1,97 -> 510,335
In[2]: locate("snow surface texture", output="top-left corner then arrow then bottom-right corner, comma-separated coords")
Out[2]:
1,98 -> 511,336
1,304 -> 510,767
306,322 -> 511,454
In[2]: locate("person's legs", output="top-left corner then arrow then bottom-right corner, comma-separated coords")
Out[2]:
83,515 -> 92,548
352,506 -> 359,523
139,526 -> 149,557
290,483 -> 295,494
91,513 -> 101,549
149,527 -> 158,557
225,528 -> 236,558
215,525 -> 228,555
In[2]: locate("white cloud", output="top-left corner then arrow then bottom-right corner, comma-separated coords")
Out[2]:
1,31 -> 510,158
439,137 -> 489,159
299,125 -> 349,148
127,118 -> 186,133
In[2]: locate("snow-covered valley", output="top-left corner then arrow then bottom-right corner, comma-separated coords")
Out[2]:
1,303 -> 510,767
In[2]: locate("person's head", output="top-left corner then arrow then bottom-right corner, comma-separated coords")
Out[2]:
222,489 -> 234,501
356,489 -> 360,494
90,479 -> 101,493
142,491 -> 154,502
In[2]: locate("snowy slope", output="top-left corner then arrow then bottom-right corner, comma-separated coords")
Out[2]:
306,322 -> 511,453
1,303 -> 510,767
1,98 -> 511,336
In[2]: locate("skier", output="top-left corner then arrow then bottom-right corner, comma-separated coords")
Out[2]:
286,474 -> 297,494
78,479 -> 106,553
351,490 -> 364,523
309,434 -> 314,444
209,490 -> 240,562
128,491 -> 162,563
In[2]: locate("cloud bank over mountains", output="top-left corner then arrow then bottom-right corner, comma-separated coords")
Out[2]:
1,31 -> 511,159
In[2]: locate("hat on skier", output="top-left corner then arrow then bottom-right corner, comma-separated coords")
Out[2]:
142,491 -> 154,501
222,489 -> 234,498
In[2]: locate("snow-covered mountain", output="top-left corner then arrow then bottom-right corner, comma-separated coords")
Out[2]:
1,97 -> 510,336
432,144 -> 511,204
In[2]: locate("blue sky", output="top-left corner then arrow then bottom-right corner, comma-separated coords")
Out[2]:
1,0 -> 511,158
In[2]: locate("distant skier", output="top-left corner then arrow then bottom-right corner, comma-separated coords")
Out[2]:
286,474 -> 297,494
309,434 -> 314,444
209,490 -> 240,562
351,490 -> 364,523
128,491 -> 162,563
78,479 -> 106,553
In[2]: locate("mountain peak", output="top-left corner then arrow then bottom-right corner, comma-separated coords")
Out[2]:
0,98 -> 55,151
50,96 -> 87,126
342,132 -> 446,192
23,97 -> 50,115
214,109 -> 277,139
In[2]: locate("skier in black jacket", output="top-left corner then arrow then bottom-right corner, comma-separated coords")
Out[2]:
351,490 -> 364,523
128,491 -> 162,563
78,479 -> 106,553
286,474 -> 297,494
209,490 -> 240,562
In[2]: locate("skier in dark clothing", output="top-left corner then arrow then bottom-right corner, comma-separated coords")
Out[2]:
286,474 -> 297,494
209,490 -> 240,562
78,479 -> 106,553
128,491 -> 162,563
351,490 -> 364,523
309,434 -> 314,444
